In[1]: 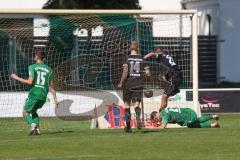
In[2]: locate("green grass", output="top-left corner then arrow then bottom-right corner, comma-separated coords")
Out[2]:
0,115 -> 240,160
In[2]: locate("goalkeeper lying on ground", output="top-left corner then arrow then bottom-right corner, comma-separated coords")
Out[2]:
150,107 -> 220,128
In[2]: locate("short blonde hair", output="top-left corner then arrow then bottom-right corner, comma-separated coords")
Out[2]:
129,41 -> 138,52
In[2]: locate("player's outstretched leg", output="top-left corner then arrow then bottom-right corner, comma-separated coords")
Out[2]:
200,122 -> 220,128
197,114 -> 219,123
199,122 -> 211,128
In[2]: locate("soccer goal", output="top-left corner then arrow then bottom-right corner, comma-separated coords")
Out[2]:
0,9 -> 199,130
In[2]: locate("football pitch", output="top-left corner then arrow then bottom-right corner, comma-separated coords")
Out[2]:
0,114 -> 239,160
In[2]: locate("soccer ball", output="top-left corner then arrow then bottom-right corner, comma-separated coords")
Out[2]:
144,90 -> 153,98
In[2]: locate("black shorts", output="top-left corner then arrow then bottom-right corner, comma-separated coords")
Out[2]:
123,78 -> 143,104
187,121 -> 201,128
162,70 -> 182,97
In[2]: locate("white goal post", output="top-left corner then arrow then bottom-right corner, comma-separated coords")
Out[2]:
0,9 -> 199,129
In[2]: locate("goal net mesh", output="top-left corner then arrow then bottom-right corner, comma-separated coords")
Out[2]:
0,12 -> 196,130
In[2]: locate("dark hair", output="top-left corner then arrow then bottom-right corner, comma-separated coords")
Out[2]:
154,47 -> 163,53
150,111 -> 158,121
34,49 -> 45,60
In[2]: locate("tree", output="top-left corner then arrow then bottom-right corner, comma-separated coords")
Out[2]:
43,0 -> 141,9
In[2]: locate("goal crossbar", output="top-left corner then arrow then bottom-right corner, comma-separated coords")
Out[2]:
0,9 -> 197,15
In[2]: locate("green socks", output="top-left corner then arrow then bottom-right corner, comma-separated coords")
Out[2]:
195,115 -> 214,128
32,113 -> 40,127
200,122 -> 212,128
23,114 -> 32,125
23,113 -> 40,127
197,115 -> 213,123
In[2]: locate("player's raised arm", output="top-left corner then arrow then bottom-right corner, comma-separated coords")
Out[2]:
143,52 -> 157,59
144,48 -> 163,59
10,73 -> 34,85
11,64 -> 35,85
49,80 -> 58,106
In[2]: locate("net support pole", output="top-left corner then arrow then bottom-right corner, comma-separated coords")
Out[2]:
192,12 -> 200,115
135,17 -> 145,125
9,37 -> 17,85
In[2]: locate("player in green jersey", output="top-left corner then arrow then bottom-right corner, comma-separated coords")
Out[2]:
11,50 -> 58,135
150,108 -> 220,128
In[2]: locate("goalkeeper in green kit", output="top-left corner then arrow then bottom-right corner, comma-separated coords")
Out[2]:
11,50 -> 58,135
150,107 -> 220,128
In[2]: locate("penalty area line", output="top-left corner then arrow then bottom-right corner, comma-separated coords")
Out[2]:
23,154 -> 121,160
0,137 -> 63,143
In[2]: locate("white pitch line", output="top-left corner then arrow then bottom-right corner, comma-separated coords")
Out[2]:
1,128 -> 217,144
0,137 -> 62,143
24,155 -> 121,160
5,154 -> 121,160
0,130 -> 200,144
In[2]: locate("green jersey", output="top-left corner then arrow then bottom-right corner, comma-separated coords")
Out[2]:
161,108 -> 197,126
28,62 -> 53,100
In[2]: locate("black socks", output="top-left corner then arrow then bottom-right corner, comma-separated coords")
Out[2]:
125,108 -> 131,128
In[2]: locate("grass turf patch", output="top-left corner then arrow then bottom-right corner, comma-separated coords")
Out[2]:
0,115 -> 239,160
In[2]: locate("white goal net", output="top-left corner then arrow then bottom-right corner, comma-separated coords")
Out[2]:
0,10 -> 199,130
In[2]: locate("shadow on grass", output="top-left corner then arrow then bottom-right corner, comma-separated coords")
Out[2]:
135,128 -> 189,134
135,129 -> 164,134
42,130 -> 74,135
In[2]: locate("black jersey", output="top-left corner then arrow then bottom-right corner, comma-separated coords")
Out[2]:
156,52 -> 179,71
123,54 -> 144,78
122,54 -> 144,102
156,52 -> 182,96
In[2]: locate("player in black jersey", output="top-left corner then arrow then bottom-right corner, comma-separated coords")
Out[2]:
118,41 -> 143,133
144,47 -> 182,112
